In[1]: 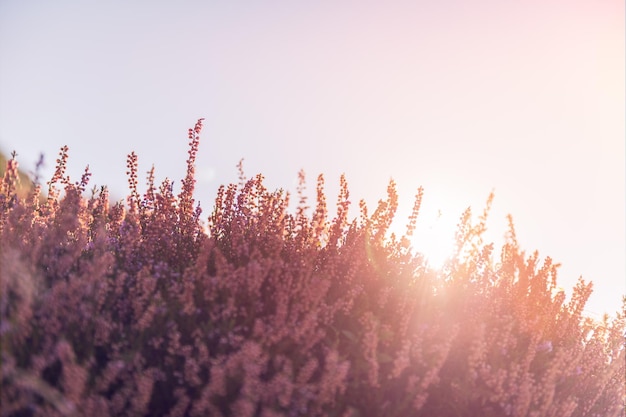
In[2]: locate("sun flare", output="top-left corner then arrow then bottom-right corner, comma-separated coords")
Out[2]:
411,207 -> 458,270
405,188 -> 504,271
404,191 -> 469,271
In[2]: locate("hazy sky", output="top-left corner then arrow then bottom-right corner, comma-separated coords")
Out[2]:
1,1 -> 624,316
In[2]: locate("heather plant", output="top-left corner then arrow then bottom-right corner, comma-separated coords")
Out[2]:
1,119 -> 624,417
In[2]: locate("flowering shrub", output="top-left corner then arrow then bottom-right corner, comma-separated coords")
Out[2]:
1,119 -> 624,417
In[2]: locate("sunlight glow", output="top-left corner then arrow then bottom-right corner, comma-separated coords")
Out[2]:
410,202 -> 459,271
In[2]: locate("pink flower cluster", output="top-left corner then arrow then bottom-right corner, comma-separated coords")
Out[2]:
1,120 -> 624,416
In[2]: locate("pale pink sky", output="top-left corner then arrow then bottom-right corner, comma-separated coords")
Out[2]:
0,1 -> 624,316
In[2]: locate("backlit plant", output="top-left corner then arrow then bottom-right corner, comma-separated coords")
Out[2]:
1,119 -> 624,417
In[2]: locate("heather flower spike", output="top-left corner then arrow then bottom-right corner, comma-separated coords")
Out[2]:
0,119 -> 623,417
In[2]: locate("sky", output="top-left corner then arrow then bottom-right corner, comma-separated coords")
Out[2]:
0,0 -> 624,317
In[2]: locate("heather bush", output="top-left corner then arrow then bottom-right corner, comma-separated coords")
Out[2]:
1,119 -> 624,417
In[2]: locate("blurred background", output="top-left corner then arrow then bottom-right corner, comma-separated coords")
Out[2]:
1,0 -> 624,317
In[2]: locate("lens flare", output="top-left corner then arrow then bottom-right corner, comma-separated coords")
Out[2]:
411,206 -> 457,270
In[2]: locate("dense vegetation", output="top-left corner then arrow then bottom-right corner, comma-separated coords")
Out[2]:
1,120 -> 624,416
